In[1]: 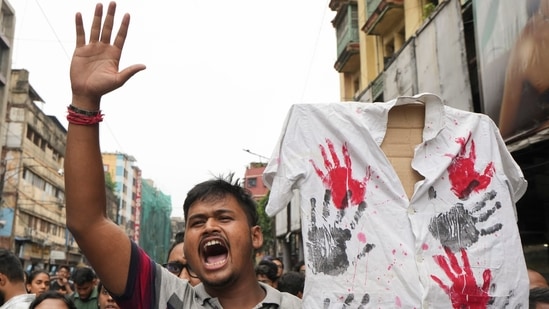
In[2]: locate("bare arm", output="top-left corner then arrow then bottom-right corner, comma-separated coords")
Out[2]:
65,1 -> 145,295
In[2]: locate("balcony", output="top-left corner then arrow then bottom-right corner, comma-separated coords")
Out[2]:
363,0 -> 404,35
332,2 -> 360,73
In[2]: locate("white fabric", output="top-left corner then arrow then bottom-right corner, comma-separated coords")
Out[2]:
264,93 -> 528,308
0,294 -> 35,309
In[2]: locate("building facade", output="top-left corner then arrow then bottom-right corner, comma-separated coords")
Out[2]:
0,0 -> 14,156
0,69 -> 80,269
327,0 -> 549,274
102,152 -> 141,240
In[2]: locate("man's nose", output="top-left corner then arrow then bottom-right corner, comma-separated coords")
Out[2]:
203,218 -> 220,231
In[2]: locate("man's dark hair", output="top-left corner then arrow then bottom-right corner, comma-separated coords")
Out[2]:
530,287 -> 549,309
167,231 -> 185,262
277,271 -> 305,297
58,265 -> 71,273
183,174 -> 259,227
0,248 -> 25,283
72,267 -> 96,286
293,260 -> 305,273
255,260 -> 278,283
27,269 -> 50,285
30,290 -> 77,309
264,256 -> 283,270
173,231 -> 185,244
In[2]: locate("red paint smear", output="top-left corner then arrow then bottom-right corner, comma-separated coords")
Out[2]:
395,296 -> 402,307
447,133 -> 494,200
357,232 -> 366,243
422,243 -> 429,250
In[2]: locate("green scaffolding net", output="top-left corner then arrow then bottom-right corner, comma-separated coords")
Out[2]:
139,180 -> 173,263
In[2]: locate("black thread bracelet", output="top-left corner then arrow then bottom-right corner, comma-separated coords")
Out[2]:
67,104 -> 101,117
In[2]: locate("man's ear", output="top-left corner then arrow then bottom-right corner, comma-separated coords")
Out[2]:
251,225 -> 263,250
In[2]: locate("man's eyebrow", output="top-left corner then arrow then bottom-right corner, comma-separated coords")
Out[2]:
187,208 -> 236,220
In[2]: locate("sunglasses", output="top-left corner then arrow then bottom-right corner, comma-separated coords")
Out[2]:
162,261 -> 198,278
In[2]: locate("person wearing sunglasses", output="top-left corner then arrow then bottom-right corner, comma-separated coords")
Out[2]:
165,232 -> 201,286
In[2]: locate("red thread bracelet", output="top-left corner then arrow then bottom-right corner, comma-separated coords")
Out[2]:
66,105 -> 104,125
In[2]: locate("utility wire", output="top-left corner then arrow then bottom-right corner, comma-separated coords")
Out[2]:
300,0 -> 333,103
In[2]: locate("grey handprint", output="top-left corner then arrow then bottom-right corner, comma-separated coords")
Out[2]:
307,189 -> 374,276
428,190 -> 502,252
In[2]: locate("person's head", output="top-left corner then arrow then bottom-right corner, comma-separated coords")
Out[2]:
71,267 -> 97,300
29,290 -> 77,309
183,174 -> 263,290
277,271 -> 305,299
264,256 -> 284,278
97,281 -> 119,309
0,248 -> 26,304
165,232 -> 201,286
255,260 -> 278,288
529,269 -> 549,289
56,265 -> 71,280
173,231 -> 185,244
530,287 -> 549,309
26,270 -> 50,296
293,260 -> 306,275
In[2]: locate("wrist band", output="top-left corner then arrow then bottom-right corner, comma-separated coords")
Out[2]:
66,104 -> 104,125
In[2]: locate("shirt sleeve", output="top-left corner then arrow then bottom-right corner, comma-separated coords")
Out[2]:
263,105 -> 307,217
491,118 -> 527,203
113,241 -> 156,309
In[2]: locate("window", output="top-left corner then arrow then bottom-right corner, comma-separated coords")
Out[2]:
247,177 -> 257,188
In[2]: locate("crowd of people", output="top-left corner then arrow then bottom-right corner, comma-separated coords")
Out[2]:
0,249 -> 119,309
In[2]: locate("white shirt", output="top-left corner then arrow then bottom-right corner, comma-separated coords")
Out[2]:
0,293 -> 35,309
264,93 -> 528,308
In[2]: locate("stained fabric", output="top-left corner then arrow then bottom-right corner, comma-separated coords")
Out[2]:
264,93 -> 528,308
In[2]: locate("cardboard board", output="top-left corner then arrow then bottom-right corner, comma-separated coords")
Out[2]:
380,104 -> 425,199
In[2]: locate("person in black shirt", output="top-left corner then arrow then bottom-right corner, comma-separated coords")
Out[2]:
49,265 -> 74,295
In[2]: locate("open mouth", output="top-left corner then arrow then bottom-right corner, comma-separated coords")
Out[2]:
202,239 -> 229,266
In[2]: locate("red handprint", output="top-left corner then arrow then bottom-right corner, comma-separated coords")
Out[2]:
447,133 -> 494,200
431,246 -> 492,309
310,138 -> 370,209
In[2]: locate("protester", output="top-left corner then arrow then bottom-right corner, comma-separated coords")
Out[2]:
165,231 -> 201,286
96,282 -> 119,309
49,266 -> 74,295
0,249 -> 35,308
277,271 -> 305,299
69,267 -> 98,309
29,291 -> 77,309
529,269 -> 549,289
255,260 -> 279,288
263,256 -> 284,279
64,2 -> 301,308
293,260 -> 306,275
25,270 -> 50,297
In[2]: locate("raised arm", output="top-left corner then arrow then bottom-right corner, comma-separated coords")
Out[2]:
65,1 -> 145,295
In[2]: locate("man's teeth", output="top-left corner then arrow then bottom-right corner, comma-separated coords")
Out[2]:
204,240 -> 222,248
206,259 -> 227,266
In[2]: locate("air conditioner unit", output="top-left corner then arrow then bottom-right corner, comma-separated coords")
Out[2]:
24,227 -> 33,237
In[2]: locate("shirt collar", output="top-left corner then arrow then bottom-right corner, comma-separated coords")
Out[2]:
370,92 -> 445,144
192,282 -> 282,308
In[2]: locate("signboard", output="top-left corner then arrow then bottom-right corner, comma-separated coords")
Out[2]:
0,207 -> 14,237
474,0 -> 549,140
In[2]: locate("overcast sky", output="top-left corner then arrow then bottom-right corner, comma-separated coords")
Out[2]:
10,0 -> 340,217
